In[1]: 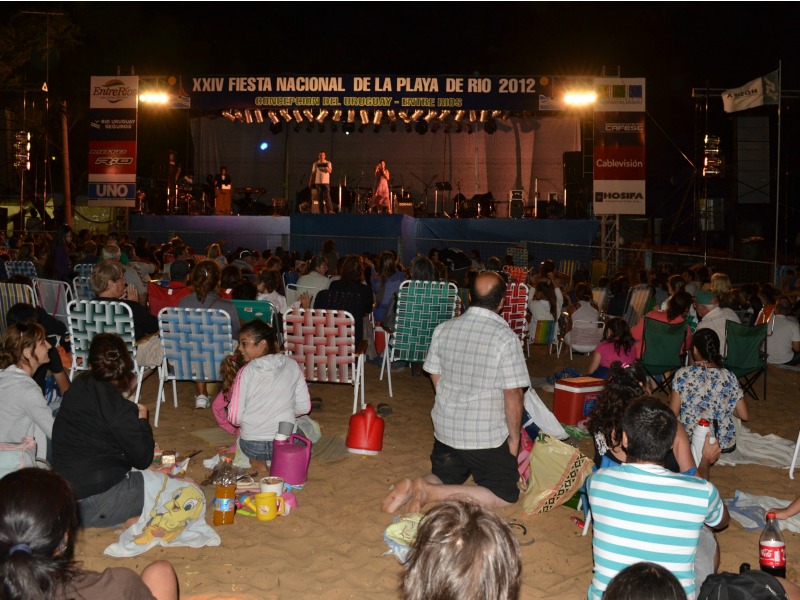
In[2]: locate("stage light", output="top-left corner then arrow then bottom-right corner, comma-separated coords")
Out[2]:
316,109 -> 329,123
387,110 -> 397,122
260,142 -> 269,150
479,110 -> 489,122
468,110 -> 477,123
491,110 -> 504,119
373,110 -> 383,126
704,134 -> 720,154
293,109 -> 303,122
360,109 -> 370,125
270,122 -> 283,134
221,110 -> 236,121
347,110 -> 356,123
564,91 -> 598,106
268,111 -> 280,124
398,110 -> 411,124
424,110 -> 438,123
303,109 -> 314,122
415,120 -> 428,135
438,110 -> 451,121
254,109 -> 264,123
139,92 -> 168,104
234,110 -> 245,122
13,131 -> 30,170
332,109 -> 342,122
244,109 -> 254,124
280,109 -> 292,122
410,109 -> 424,122
453,110 -> 465,123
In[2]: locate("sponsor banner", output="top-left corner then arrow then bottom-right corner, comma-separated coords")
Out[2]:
90,76 -> 139,109
593,180 -> 646,215
722,69 -> 780,113
594,112 -> 646,181
89,108 -> 137,140
170,74 -> 557,112
88,181 -> 137,203
88,140 -> 137,176
593,78 -> 645,113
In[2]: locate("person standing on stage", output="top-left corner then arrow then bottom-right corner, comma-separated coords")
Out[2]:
309,151 -> 334,213
372,160 -> 392,214
213,166 -> 233,215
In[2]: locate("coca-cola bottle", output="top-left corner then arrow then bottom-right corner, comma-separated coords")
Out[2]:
759,511 -> 786,578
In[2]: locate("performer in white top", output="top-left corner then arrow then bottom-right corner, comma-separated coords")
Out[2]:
309,151 -> 334,213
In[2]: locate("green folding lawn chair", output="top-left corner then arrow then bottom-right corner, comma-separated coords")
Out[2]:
724,320 -> 768,402
636,317 -> 688,396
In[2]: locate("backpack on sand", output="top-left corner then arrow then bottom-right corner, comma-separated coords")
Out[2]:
697,570 -> 788,600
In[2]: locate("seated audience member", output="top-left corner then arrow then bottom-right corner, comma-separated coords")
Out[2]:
100,243 -> 147,305
693,290 -> 739,352
5,302 -> 71,398
296,254 -> 331,304
669,329 -> 748,455
178,260 -> 240,409
147,259 -> 193,317
586,397 -> 728,599
562,282 -> 600,346
0,467 -> 179,600
52,333 -> 155,528
527,280 -> 558,336
256,269 -> 287,315
585,317 -> 637,380
604,562 -> 687,600
219,264 -> 243,299
231,279 -> 258,300
371,250 -> 405,325
0,322 -> 54,462
401,499 -> 521,600
766,296 -> 800,366
630,290 -> 693,359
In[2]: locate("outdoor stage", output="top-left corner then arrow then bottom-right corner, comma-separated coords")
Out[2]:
130,213 -> 600,269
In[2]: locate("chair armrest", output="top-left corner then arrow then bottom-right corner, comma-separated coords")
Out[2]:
355,340 -> 368,356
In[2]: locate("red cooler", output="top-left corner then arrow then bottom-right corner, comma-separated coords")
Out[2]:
553,377 -> 605,425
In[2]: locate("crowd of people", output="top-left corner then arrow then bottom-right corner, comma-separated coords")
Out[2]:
4,220 -> 800,599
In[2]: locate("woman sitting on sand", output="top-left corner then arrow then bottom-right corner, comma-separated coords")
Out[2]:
222,320 -> 311,472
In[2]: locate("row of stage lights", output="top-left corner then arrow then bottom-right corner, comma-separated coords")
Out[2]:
217,108 -> 516,134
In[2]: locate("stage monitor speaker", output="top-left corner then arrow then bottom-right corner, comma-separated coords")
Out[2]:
310,188 -> 320,214
535,199 -> 549,218
563,151 -> 583,187
397,202 -> 414,216
510,199 -> 524,219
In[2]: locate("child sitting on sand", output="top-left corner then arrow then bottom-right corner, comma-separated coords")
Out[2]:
212,319 -> 310,472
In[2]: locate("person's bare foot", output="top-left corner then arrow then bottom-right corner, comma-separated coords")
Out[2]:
407,478 -> 429,513
381,479 -> 413,513
124,515 -> 140,528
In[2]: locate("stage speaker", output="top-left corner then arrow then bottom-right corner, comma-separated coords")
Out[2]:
563,151 -> 583,187
272,198 -> 288,216
510,199 -> 524,219
535,199 -> 549,218
565,184 -> 588,219
311,188 -> 320,214
397,202 -> 414,216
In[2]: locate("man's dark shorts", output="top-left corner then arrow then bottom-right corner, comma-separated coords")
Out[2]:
430,438 -> 520,504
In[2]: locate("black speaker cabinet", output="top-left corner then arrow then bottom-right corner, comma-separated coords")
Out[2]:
563,151 -> 583,187
397,202 -> 414,216
510,199 -> 524,219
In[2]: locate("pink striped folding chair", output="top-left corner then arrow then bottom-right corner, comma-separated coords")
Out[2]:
283,307 -> 366,414
503,265 -> 528,284
501,282 -> 529,353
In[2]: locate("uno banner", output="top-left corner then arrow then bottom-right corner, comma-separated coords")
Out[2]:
88,76 -> 138,207
592,78 -> 646,216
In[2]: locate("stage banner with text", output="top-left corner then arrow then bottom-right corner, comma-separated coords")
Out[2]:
88,76 -> 138,208
592,78 -> 646,216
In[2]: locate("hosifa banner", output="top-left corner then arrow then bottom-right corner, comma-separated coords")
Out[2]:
88,76 -> 138,207
593,78 -> 646,216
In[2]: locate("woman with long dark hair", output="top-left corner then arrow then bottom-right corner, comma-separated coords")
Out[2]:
584,317 -> 637,380
52,333 -> 155,528
0,467 -> 178,599
669,328 -> 748,453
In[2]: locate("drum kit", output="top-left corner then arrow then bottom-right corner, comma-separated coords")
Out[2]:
175,183 -> 209,215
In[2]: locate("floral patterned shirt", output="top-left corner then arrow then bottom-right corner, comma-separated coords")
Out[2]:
672,365 -> 743,450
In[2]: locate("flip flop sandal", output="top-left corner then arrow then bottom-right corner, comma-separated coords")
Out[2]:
376,403 -> 393,416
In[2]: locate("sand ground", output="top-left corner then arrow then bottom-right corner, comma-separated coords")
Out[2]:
73,344 -> 800,599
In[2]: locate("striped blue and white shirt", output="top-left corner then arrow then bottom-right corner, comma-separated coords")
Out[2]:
586,463 -> 725,600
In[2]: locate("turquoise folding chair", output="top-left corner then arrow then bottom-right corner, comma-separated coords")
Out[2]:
4,261 -> 38,280
380,280 -> 457,397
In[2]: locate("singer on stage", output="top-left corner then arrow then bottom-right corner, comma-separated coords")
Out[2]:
309,151 -> 334,213
371,160 -> 391,214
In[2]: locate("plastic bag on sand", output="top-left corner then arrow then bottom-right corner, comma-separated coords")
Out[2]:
523,389 -> 568,440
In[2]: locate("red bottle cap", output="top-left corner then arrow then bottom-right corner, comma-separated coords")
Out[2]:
698,419 -> 710,427
766,511 -> 776,519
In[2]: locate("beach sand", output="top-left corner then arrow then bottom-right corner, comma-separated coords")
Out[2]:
72,346 -> 800,599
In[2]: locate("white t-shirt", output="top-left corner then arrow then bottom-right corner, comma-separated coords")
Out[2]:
311,160 -> 332,185
767,315 -> 800,364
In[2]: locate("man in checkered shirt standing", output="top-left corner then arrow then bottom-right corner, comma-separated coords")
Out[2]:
381,271 -> 530,513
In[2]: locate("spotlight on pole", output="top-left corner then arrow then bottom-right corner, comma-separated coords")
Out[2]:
254,109 -> 264,123
280,109 -> 292,122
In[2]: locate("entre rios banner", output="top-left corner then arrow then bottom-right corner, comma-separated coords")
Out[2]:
162,74 -> 583,112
